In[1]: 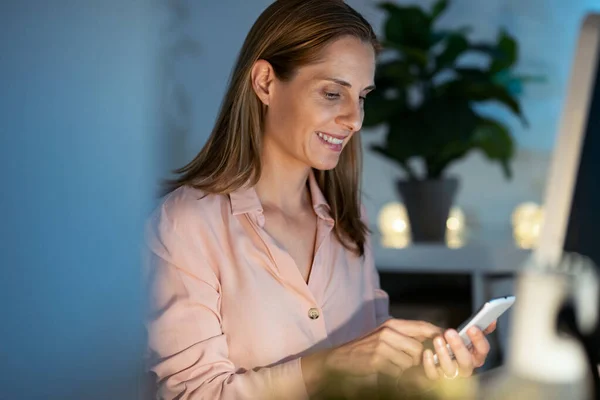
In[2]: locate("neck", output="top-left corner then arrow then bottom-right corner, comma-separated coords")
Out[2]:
255,139 -> 312,214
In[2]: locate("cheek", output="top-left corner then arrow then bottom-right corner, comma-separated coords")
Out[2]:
268,92 -> 341,145
308,100 -> 341,128
268,101 -> 296,128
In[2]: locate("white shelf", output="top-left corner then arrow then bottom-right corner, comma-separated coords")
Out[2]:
372,231 -> 531,275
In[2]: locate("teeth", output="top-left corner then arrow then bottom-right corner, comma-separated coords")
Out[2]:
317,132 -> 343,144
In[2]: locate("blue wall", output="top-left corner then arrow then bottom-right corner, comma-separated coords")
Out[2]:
0,1 -> 162,398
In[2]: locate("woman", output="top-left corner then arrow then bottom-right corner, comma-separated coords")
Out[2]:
145,0 -> 495,398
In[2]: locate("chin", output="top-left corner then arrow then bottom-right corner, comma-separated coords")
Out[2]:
310,157 -> 340,171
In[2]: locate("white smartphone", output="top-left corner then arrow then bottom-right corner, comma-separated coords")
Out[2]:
433,295 -> 516,365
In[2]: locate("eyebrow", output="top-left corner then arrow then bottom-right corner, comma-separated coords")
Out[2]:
323,77 -> 376,92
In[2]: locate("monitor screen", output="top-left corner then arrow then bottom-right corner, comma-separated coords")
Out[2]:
563,33 -> 600,267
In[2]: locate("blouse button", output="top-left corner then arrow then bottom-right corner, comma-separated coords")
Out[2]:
308,307 -> 320,320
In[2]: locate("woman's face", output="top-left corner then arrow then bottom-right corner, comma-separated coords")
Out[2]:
257,36 -> 376,171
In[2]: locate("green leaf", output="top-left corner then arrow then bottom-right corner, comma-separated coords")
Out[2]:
469,84 -> 527,126
377,60 -> 415,86
472,118 -> 515,179
371,144 -> 408,164
399,46 -> 429,68
469,43 -> 504,59
363,95 -> 403,127
363,73 -> 408,127
430,27 -> 472,46
431,0 -> 448,20
380,41 -> 429,69
441,80 -> 528,126
420,99 -> 478,177
379,2 -> 432,49
371,145 -> 419,179
435,33 -> 469,71
385,113 -> 427,157
375,98 -> 480,178
489,29 -> 518,74
454,67 -> 492,82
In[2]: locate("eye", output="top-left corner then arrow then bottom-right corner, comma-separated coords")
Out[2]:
324,92 -> 340,100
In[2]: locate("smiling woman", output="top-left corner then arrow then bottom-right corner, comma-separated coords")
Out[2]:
145,1 -> 495,399
253,36 -> 376,171
164,0 -> 379,257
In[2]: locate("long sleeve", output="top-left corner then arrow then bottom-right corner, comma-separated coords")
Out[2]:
144,203 -> 308,400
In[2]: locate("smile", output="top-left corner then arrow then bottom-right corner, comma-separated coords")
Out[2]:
316,131 -> 345,153
316,132 -> 344,144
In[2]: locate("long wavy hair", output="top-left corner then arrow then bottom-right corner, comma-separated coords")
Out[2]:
165,0 -> 379,256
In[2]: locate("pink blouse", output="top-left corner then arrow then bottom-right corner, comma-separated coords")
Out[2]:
144,172 -> 390,399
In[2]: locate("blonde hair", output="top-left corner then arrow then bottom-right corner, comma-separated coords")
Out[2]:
166,0 -> 379,256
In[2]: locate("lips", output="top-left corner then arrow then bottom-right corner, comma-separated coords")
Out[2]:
316,131 -> 344,152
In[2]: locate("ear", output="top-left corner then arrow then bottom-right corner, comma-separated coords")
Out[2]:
250,59 -> 276,106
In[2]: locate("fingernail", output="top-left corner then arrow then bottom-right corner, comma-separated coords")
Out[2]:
435,337 -> 445,347
446,329 -> 459,338
469,326 -> 480,335
425,349 -> 432,359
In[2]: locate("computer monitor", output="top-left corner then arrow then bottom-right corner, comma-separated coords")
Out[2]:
562,22 -> 600,269
559,12 -> 600,368
535,14 -> 600,269
533,11 -> 600,378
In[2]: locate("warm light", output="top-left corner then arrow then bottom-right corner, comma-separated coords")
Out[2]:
512,202 -> 544,249
447,218 -> 459,231
378,202 -> 411,248
380,233 -> 411,249
392,219 -> 407,233
446,233 -> 466,249
445,207 -> 466,248
378,202 -> 409,235
378,203 -> 468,248
446,207 -> 465,232
511,202 -> 541,226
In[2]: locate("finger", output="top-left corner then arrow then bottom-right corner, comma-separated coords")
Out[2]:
385,319 -> 443,340
377,339 -> 417,373
445,329 -> 473,377
375,355 -> 406,378
380,328 -> 425,366
483,320 -> 497,335
467,326 -> 490,367
422,349 -> 440,380
433,335 -> 457,378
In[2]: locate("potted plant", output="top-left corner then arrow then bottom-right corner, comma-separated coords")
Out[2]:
363,0 -> 542,242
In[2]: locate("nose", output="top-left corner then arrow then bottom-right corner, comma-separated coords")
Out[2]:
336,97 -> 363,133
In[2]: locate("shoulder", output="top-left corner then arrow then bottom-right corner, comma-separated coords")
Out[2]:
159,185 -> 228,229
145,186 -> 230,290
146,186 -> 231,258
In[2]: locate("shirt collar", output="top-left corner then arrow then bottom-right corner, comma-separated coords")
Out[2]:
228,169 -> 333,223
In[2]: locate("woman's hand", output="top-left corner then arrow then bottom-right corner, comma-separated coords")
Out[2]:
301,319 -> 442,395
422,321 -> 497,380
